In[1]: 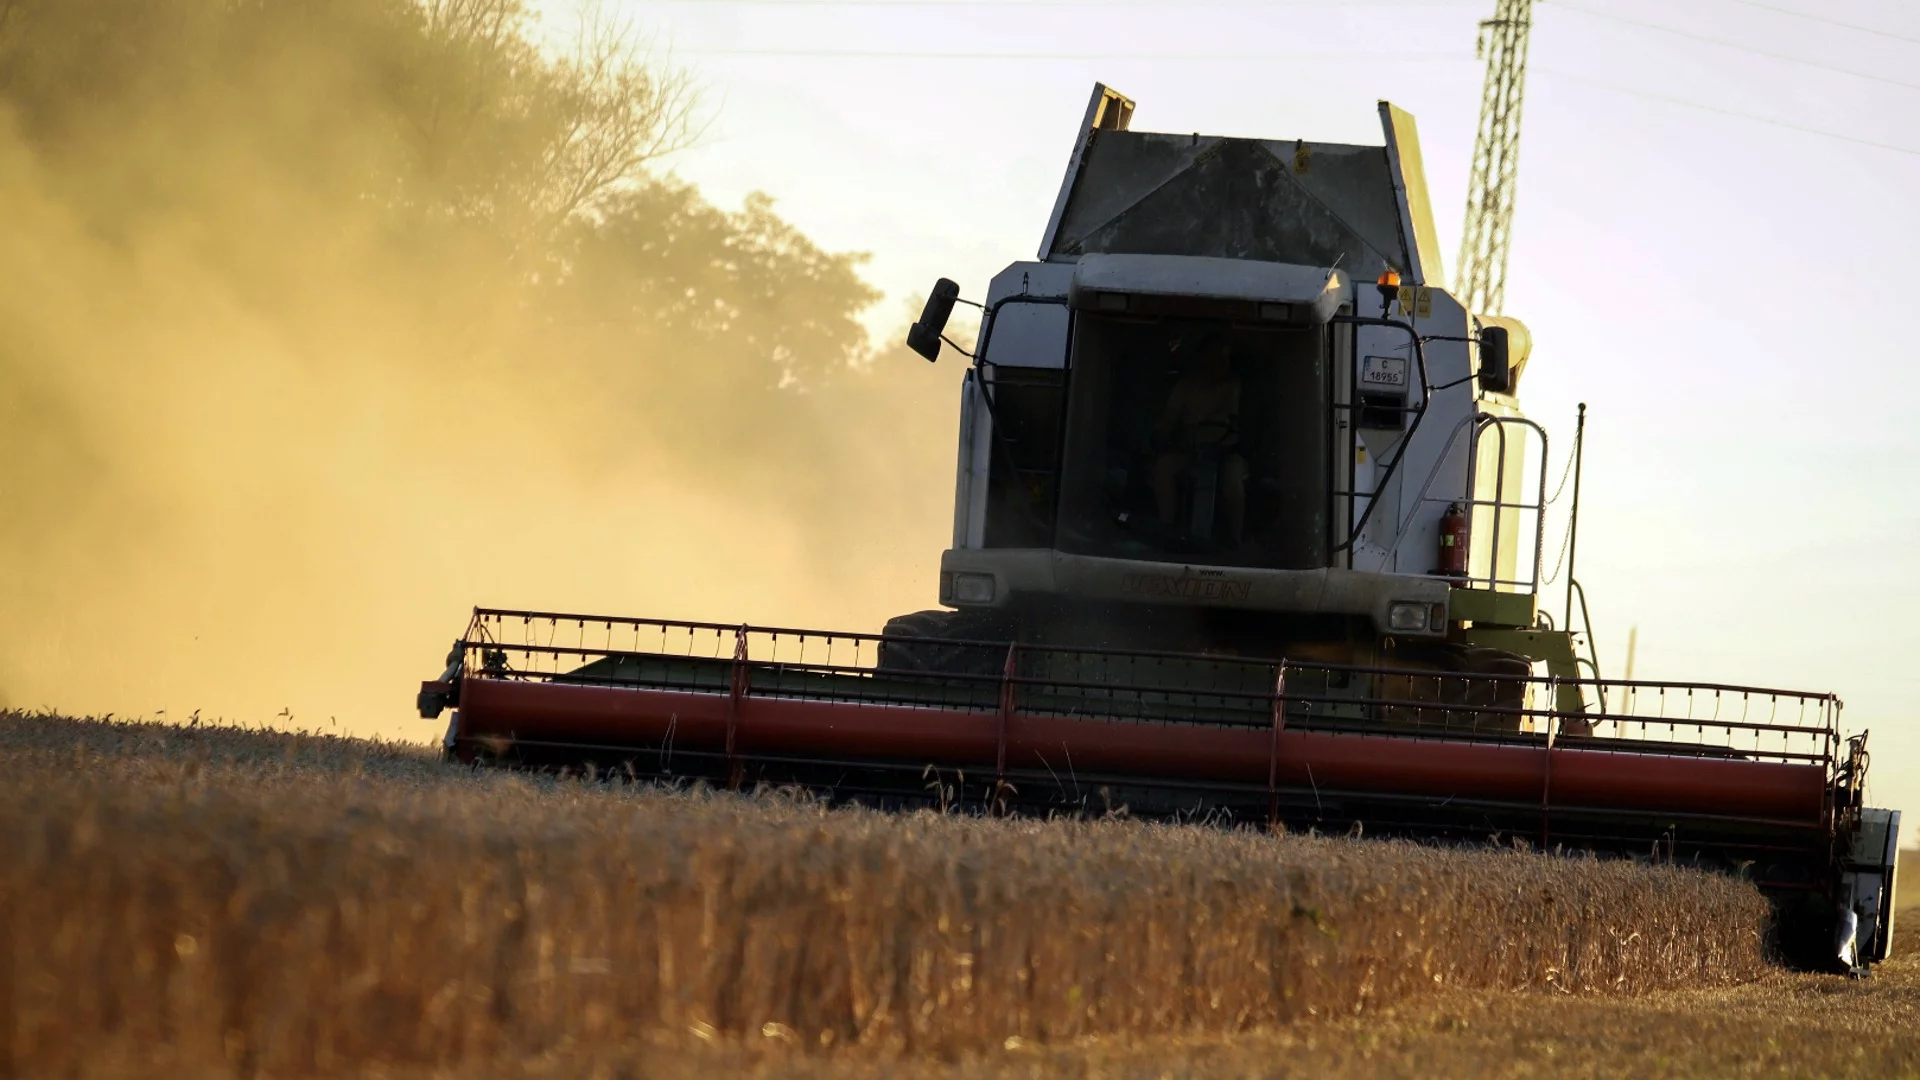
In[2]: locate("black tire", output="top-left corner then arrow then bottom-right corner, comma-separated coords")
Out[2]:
1446,646 -> 1533,735
876,609 -> 1014,675
1380,644 -> 1532,735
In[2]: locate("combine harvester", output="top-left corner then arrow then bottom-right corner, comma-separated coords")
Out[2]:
418,88 -> 1899,971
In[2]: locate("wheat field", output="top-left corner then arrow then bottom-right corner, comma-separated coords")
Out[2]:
0,712 -> 1829,1077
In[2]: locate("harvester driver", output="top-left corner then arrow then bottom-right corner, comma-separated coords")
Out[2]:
1152,333 -> 1247,545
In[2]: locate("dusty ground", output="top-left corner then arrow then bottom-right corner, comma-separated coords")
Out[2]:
527,966 -> 1920,1080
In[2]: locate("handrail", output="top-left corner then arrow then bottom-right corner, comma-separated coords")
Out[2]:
1570,578 -> 1606,714
1329,314 -> 1432,553
1459,413 -> 1551,594
461,608 -> 1845,702
1380,411 -> 1550,593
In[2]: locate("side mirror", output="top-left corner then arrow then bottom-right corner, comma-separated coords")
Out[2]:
907,278 -> 960,362
1477,325 -> 1511,394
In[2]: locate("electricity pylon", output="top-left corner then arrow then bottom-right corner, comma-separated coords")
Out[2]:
1456,0 -> 1533,316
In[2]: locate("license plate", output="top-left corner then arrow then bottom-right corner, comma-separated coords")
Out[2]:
1361,355 -> 1407,389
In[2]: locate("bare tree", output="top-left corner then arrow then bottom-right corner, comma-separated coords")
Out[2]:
420,0 -> 521,50
529,1 -> 703,227
406,0 -> 701,249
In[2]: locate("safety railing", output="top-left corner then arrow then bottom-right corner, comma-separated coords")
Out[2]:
1462,414 -> 1550,593
458,608 -> 1841,771
1388,412 -> 1550,593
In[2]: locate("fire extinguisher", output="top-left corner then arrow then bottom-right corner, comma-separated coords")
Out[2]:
1438,502 -> 1469,577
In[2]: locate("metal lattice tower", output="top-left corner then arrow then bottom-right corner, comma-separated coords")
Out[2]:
1456,0 -> 1533,316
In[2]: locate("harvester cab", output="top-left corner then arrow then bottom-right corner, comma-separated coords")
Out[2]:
421,85 -> 1901,973
899,88 -> 1560,692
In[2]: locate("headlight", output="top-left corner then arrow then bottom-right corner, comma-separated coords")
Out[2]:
1387,601 -> 1429,633
952,572 -> 996,605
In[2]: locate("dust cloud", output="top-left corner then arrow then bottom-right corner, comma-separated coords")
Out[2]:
0,0 -> 964,741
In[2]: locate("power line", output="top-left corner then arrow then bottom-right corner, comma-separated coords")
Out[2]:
1548,2 -> 1920,96
653,1 -> 1920,97
633,0 -> 1470,5
1719,0 -> 1920,48
1535,66 -> 1920,158
675,47 -> 1473,60
648,0 -> 1920,160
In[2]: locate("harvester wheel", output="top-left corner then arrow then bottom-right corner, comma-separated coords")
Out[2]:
877,609 -> 1014,676
1380,645 -> 1531,735
1449,646 -> 1532,735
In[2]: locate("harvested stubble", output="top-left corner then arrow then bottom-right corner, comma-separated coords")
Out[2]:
1,713 -> 1772,1076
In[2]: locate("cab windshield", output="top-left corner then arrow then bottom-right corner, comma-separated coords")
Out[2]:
1054,315 -> 1329,569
